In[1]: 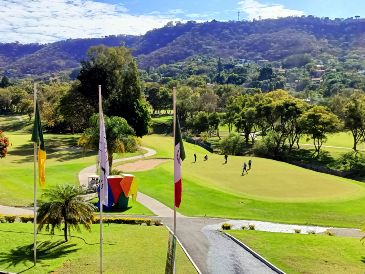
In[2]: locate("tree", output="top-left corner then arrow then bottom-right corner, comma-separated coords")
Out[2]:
0,76 -> 10,88
79,114 -> 137,169
0,130 -> 10,158
343,94 -> 365,151
77,46 -> 150,136
37,185 -> 95,242
300,106 -> 340,156
59,86 -> 95,133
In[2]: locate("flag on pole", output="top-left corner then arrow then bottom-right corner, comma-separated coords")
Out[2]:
31,102 -> 46,187
174,117 -> 185,208
99,99 -> 109,206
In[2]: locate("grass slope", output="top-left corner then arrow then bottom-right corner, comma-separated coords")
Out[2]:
0,116 -> 153,216
229,230 -> 365,274
138,135 -> 365,227
0,223 -> 195,274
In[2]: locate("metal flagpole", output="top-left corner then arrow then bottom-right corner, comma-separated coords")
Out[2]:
173,87 -> 177,236
99,85 -> 103,274
173,87 -> 177,274
33,83 -> 37,265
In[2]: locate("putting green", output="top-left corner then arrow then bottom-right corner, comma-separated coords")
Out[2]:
142,135 -> 365,202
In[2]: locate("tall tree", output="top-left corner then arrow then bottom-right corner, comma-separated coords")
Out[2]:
300,106 -> 340,156
343,94 -> 365,151
77,46 -> 150,136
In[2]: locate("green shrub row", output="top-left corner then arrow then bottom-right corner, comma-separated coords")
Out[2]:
0,214 -> 34,223
92,216 -> 162,226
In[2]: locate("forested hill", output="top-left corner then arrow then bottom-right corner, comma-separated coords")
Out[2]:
1,16 -> 365,78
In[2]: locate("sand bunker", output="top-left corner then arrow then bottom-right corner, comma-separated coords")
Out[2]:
116,159 -> 169,172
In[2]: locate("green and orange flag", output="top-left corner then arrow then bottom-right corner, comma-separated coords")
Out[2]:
31,102 -> 46,187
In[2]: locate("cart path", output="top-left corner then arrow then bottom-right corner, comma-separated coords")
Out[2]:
78,146 -> 156,187
1,146 -> 364,273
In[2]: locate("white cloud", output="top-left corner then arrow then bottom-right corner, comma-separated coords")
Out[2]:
238,0 -> 305,20
0,0 -> 179,44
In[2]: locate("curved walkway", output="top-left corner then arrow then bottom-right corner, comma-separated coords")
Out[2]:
1,145 -> 364,273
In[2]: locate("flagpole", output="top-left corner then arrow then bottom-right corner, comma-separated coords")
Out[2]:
99,85 -> 103,274
173,87 -> 177,274
173,87 -> 177,236
33,83 -> 37,265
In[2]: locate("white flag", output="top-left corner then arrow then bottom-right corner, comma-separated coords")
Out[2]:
99,107 -> 109,206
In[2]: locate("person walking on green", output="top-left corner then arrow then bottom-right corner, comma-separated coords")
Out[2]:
224,154 -> 228,164
248,159 -> 252,170
242,162 -> 247,176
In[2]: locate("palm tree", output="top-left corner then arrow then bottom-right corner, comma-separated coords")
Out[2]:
37,184 -> 95,241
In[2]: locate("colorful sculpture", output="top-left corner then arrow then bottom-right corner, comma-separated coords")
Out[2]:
97,174 -> 138,210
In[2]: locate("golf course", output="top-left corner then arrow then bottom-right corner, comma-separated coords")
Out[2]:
1,115 -> 365,273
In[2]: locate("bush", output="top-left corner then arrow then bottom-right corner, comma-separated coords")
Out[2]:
308,230 -> 316,234
4,215 -> 16,223
248,224 -> 255,230
221,223 -> 232,230
0,215 -> 5,223
92,216 -> 153,226
154,219 -> 163,226
253,131 -> 284,158
294,228 -> 301,234
241,225 -> 247,230
220,134 -> 246,155
325,230 -> 335,236
19,216 -> 34,223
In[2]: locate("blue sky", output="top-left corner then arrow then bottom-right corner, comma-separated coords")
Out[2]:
0,0 -> 363,44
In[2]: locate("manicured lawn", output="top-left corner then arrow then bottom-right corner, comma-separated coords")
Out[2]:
229,230 -> 365,274
0,116 -> 152,217
0,223 -> 196,274
140,135 -> 365,227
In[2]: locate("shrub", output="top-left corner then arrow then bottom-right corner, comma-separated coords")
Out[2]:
241,225 -> 247,230
4,215 -> 16,223
19,216 -> 34,223
294,228 -> 301,234
91,216 -> 152,226
248,224 -> 255,230
154,219 -> 163,226
325,230 -> 335,236
252,130 -> 285,158
308,230 -> 316,234
220,134 -> 246,155
221,223 -> 232,230
0,215 -> 5,223
145,219 -> 152,226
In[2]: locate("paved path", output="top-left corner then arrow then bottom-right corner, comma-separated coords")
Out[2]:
2,145 -> 364,274
78,146 -> 156,187
0,205 -> 33,215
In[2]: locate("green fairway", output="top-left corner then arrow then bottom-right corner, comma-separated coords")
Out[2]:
229,230 -> 365,274
301,131 -> 365,150
137,135 -> 365,227
0,223 -> 196,274
0,116 -> 152,216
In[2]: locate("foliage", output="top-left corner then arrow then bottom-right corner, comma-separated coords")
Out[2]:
248,224 -> 255,230
76,45 -> 150,136
221,223 -> 232,230
37,184 -> 96,241
4,215 -> 16,223
91,216 -> 153,225
220,133 -> 247,155
300,106 -> 341,155
343,93 -> 365,151
79,114 -> 137,169
0,130 -> 10,158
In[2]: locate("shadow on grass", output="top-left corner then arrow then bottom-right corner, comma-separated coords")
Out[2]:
0,240 -> 79,269
8,135 -> 96,163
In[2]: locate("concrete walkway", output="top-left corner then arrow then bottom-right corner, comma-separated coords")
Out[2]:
78,146 -> 156,187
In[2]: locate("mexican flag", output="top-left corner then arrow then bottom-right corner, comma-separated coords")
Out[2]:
174,117 -> 185,208
31,102 -> 46,187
